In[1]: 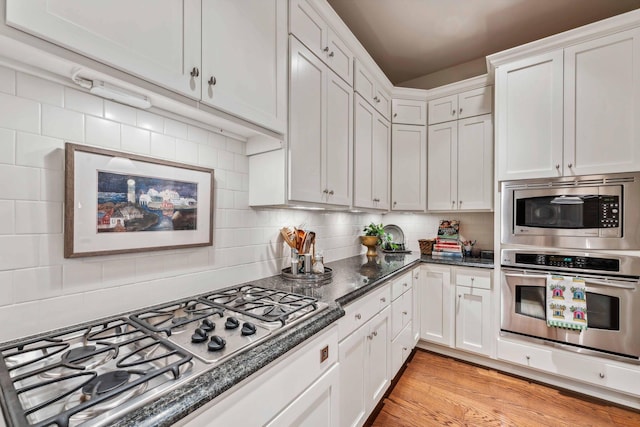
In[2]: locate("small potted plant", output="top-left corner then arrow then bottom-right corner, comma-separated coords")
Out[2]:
361,223 -> 387,257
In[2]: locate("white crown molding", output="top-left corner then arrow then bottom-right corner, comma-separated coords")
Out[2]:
486,8 -> 640,77
425,74 -> 491,100
391,86 -> 428,101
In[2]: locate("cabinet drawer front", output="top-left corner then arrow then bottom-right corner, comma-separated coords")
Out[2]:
497,338 -> 556,372
455,268 -> 491,289
338,284 -> 390,341
458,86 -> 493,119
605,364 -> 640,396
391,271 -> 413,300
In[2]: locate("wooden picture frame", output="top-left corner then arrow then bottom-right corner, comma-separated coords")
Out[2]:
64,143 -> 214,258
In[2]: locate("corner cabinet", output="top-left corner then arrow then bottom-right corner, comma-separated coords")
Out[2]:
428,87 -> 492,125
419,265 -> 493,358
353,94 -> 391,210
427,114 -> 493,211
496,27 -> 640,180
391,124 -> 426,211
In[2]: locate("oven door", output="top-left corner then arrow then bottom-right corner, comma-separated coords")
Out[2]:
501,268 -> 640,358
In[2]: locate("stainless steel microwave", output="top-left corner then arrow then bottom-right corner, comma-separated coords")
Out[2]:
501,172 -> 640,250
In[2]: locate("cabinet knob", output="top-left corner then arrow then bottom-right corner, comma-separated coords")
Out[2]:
323,189 -> 329,194
372,331 -> 378,337
393,113 -> 398,117
402,347 -> 407,351
459,108 -> 463,114
323,46 -> 329,52
190,67 -> 200,77
393,201 -> 397,207
568,163 -> 573,168
452,110 -> 455,115
355,313 -> 362,320
599,372 -> 605,379
555,164 -> 560,170
402,311 -> 408,315
329,51 -> 335,57
403,282 -> 408,287
452,201 -> 456,206
458,294 -> 462,298
459,200 -> 462,205
526,355 -> 530,361
367,334 -> 373,340
471,277 -> 474,284
208,76 -> 217,86
380,297 -> 386,303
329,190 -> 334,195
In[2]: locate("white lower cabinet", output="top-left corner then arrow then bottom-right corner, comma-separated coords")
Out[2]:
178,325 -> 339,427
337,281 -> 395,427
390,271 -> 414,377
419,265 -> 493,357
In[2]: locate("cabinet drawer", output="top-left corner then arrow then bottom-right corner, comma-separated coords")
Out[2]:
391,290 -> 412,338
497,338 -> 556,372
338,284 -> 391,341
455,268 -> 491,290
605,364 -> 640,396
391,271 -> 413,300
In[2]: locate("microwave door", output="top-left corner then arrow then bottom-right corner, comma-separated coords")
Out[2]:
501,270 -> 558,341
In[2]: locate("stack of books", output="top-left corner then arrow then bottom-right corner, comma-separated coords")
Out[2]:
432,219 -> 463,259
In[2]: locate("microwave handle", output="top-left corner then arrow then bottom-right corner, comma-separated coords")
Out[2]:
504,273 -> 548,280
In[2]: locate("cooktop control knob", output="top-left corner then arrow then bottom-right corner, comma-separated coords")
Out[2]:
191,328 -> 208,343
208,335 -> 226,351
200,319 -> 215,332
241,322 -> 257,336
225,317 -> 240,329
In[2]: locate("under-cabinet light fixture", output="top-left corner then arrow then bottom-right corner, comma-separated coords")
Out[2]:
89,80 -> 152,109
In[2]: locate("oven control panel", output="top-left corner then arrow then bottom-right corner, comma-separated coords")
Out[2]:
512,252 -> 619,272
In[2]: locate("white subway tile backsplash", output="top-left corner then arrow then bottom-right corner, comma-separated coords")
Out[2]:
175,139 -> 198,164
217,150 -> 234,171
198,144 -> 217,169
208,132 -> 227,150
0,164 -> 40,200
38,293 -> 88,332
13,265 -> 63,303
0,65 -> 15,95
102,259 -> 136,286
0,92 -> 40,133
215,189 -> 235,209
0,201 -> 14,234
121,125 -> 150,154
233,191 -> 249,209
0,301 -> 40,341
187,125 -> 208,144
234,153 -> 249,174
0,235 -> 39,270
42,105 -> 84,142
0,128 -> 15,165
85,116 -> 121,149
38,234 -> 65,267
104,101 -> 136,125
0,271 -> 14,306
62,262 -> 103,293
150,132 -> 176,159
16,73 -> 64,107
64,87 -> 104,116
15,201 -> 63,234
226,137 -> 244,154
16,132 -> 64,170
164,118 -> 188,139
226,171 -> 243,191
137,110 -> 164,133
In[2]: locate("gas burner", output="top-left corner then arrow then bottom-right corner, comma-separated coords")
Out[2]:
129,300 -> 224,336
82,370 -> 131,396
261,306 -> 289,320
40,345 -> 117,380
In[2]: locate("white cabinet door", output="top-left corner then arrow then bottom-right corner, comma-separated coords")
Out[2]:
391,124 -> 426,211
427,121 -> 457,211
457,114 -> 493,210
458,86 -> 493,119
496,50 -> 564,180
354,95 -> 390,210
6,0 -> 201,98
419,265 -> 454,347
392,99 -> 427,125
267,364 -> 339,427
391,322 -> 413,378
355,61 -> 392,119
428,94 -> 458,124
201,0 -> 287,133
289,38 -> 325,204
325,69 -> 353,206
455,285 -> 492,357
564,28 -> 640,176
326,28 -> 354,85
366,306 -> 390,409
338,324 -> 368,427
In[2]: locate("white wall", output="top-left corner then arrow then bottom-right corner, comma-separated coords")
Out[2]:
0,64 -> 382,342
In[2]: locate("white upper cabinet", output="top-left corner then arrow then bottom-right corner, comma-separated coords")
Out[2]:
563,28 -> 640,176
428,87 -> 492,125
354,94 -> 390,210
355,60 -> 392,119
289,0 -> 354,85
496,51 -> 564,180
288,38 -> 352,207
201,0 -> 287,133
392,99 -> 427,125
6,0 -> 202,97
391,124 -> 426,211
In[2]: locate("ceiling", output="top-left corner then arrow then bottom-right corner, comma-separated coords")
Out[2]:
326,0 -> 640,86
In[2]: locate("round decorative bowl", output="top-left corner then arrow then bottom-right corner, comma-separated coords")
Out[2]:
360,235 -> 379,257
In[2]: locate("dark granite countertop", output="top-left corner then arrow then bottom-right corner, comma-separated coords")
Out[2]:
100,252 -> 494,425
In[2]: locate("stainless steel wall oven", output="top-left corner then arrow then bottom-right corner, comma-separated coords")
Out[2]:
501,249 -> 640,361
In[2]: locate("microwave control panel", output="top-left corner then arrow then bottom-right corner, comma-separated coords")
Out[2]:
599,196 -> 620,228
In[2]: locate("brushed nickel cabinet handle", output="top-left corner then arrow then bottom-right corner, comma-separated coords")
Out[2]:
329,51 -> 335,57
556,164 -> 560,170
208,76 -> 217,86
190,67 -> 200,77
459,108 -> 462,114
568,163 -> 573,168
372,331 -> 378,337
380,297 -> 386,303
323,189 -> 329,194
355,313 -> 362,320
323,46 -> 329,52
329,190 -> 334,195
599,372 -> 605,378
393,113 -> 398,117
402,311 -> 408,315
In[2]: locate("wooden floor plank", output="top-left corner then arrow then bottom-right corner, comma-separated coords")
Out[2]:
371,350 -> 640,427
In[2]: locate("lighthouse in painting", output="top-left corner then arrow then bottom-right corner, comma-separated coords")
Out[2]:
127,179 -> 136,203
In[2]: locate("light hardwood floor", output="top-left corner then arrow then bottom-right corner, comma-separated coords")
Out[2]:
371,350 -> 640,427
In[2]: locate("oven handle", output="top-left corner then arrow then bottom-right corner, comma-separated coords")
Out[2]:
503,270 -> 638,290
585,279 -> 637,290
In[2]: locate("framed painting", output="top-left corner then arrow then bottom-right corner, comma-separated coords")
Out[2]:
64,143 -> 214,258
